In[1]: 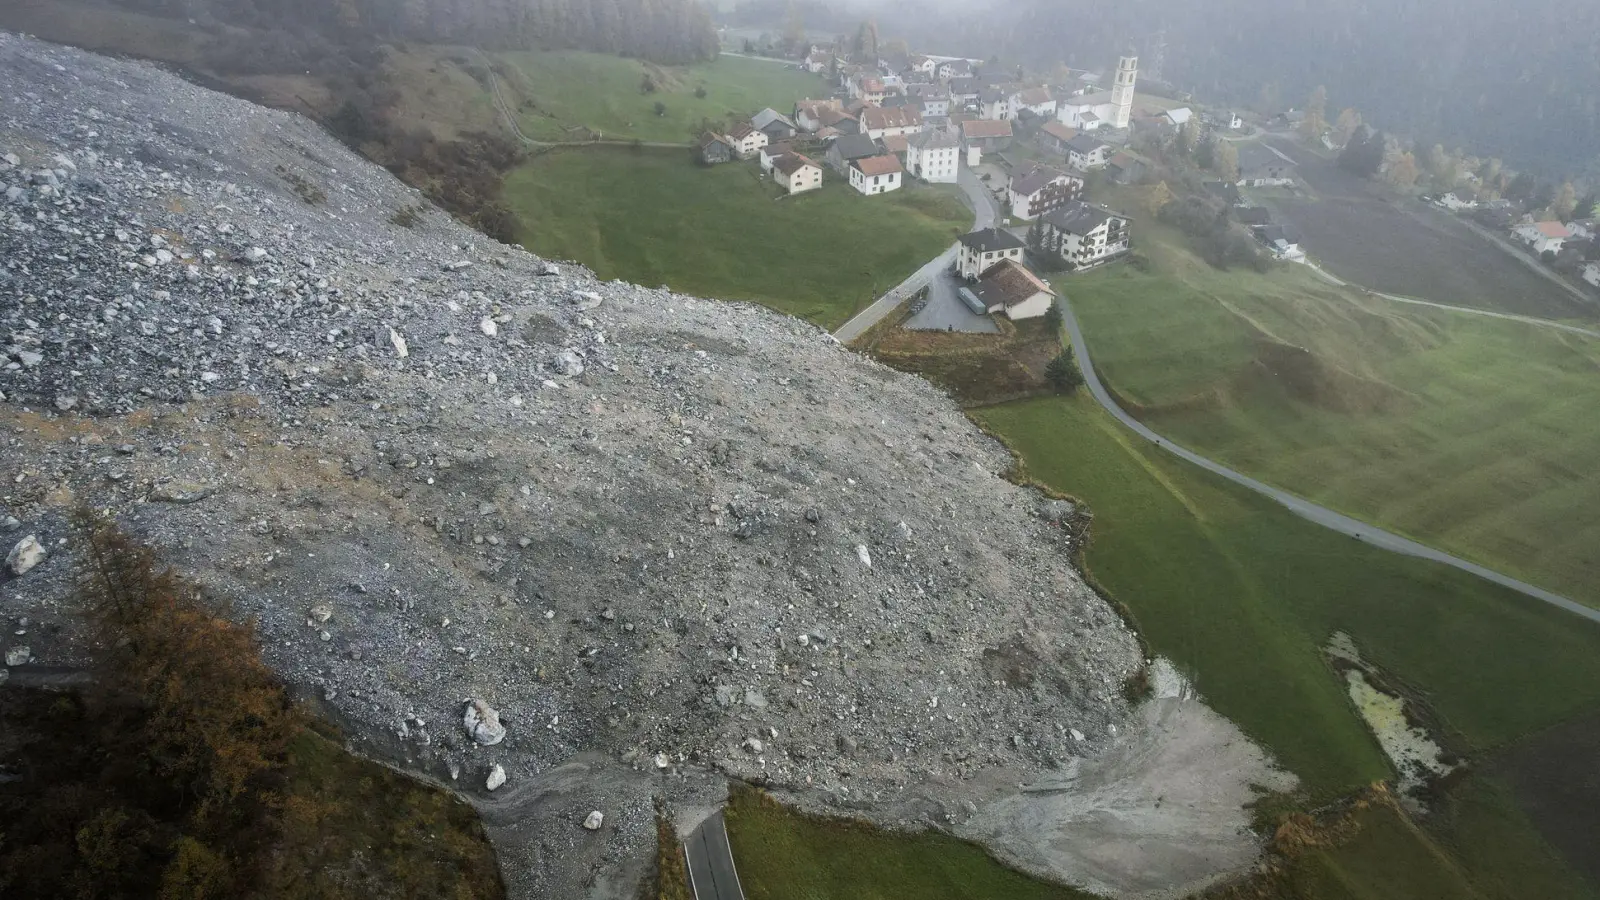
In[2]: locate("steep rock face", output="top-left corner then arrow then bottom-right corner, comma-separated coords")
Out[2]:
0,33 -> 1156,898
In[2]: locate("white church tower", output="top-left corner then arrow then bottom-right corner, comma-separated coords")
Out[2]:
1111,53 -> 1138,129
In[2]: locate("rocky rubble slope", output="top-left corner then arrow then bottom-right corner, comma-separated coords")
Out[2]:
0,33 -> 1160,898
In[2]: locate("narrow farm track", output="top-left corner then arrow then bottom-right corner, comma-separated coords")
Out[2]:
474,49 -> 690,150
1306,261 -> 1600,339
1057,295 -> 1600,625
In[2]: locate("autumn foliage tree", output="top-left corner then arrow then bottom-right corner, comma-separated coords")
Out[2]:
0,514 -> 297,898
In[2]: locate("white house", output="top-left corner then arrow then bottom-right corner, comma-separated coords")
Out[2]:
959,258 -> 1056,320
1008,165 -> 1084,221
859,106 -> 924,141
905,128 -> 961,184
1583,262 -> 1600,289
1162,107 -> 1194,127
1512,221 -> 1572,255
956,227 -> 1026,280
726,123 -> 769,159
1434,192 -> 1476,211
937,59 -> 973,81
1040,201 -> 1132,270
1058,91 -> 1115,131
1227,111 -> 1245,129
849,154 -> 903,195
908,85 -> 950,119
1065,133 -> 1113,170
1254,224 -> 1304,260
803,51 -> 834,74
1014,87 -> 1057,118
907,55 -> 937,78
771,153 -> 823,195
979,88 -> 1016,121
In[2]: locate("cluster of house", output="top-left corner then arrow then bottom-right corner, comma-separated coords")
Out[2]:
1508,218 -> 1600,287
948,201 -> 1134,322
1204,180 -> 1306,260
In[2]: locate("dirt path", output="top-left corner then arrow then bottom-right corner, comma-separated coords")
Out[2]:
1305,261 -> 1600,339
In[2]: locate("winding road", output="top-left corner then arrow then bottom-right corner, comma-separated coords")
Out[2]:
1057,296 -> 1600,625
833,166 -> 1001,343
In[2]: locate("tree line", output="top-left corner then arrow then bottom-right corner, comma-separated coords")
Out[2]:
107,0 -> 719,64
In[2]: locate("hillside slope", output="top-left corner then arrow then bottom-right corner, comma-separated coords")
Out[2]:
0,33 -> 1286,899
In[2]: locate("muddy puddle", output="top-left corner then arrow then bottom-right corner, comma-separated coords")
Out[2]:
1326,632 -> 1459,812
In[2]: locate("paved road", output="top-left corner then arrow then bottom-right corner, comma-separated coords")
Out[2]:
685,809 -> 745,900
834,166 -> 1001,343
1057,295 -> 1600,626
904,267 -> 999,332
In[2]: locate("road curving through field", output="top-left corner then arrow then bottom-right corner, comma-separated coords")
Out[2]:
1057,294 -> 1600,625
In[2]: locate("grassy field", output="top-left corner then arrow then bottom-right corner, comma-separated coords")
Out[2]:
973,394 -> 1600,800
503,147 -> 970,328
1064,194 -> 1600,608
973,393 -> 1600,894
499,50 -> 826,143
723,787 -> 1095,900
1257,141 -> 1594,321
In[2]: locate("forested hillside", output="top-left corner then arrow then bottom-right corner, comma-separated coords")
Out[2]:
106,0 -> 718,63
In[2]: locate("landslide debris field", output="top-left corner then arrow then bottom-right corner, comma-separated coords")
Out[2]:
0,34 -> 1286,899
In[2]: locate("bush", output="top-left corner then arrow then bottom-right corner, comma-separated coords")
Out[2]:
694,85 -> 708,99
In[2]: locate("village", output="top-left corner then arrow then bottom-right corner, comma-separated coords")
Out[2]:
690,41 -> 1327,327
691,38 -> 1600,329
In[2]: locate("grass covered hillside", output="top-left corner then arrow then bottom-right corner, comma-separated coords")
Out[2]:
974,394 -> 1600,898
1065,193 -> 1600,608
503,148 -> 970,328
499,51 -> 826,144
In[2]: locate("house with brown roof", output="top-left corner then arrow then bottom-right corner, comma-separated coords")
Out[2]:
880,134 -> 911,160
772,153 -> 823,196
849,74 -> 888,107
860,105 -> 924,140
726,122 -> 769,159
1513,220 -> 1574,255
960,118 -> 1013,165
1038,120 -> 1079,155
1014,86 -> 1057,118
958,258 -> 1056,320
795,98 -> 844,133
849,154 -> 903,195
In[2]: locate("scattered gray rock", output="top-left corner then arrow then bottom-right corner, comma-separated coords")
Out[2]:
485,763 -> 507,791
6,535 -> 46,576
582,810 -> 605,830
5,646 -> 30,667
553,350 -> 584,377
463,699 -> 506,746
149,482 -> 215,504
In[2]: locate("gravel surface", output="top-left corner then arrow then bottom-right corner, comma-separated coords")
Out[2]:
0,32 -> 1167,898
